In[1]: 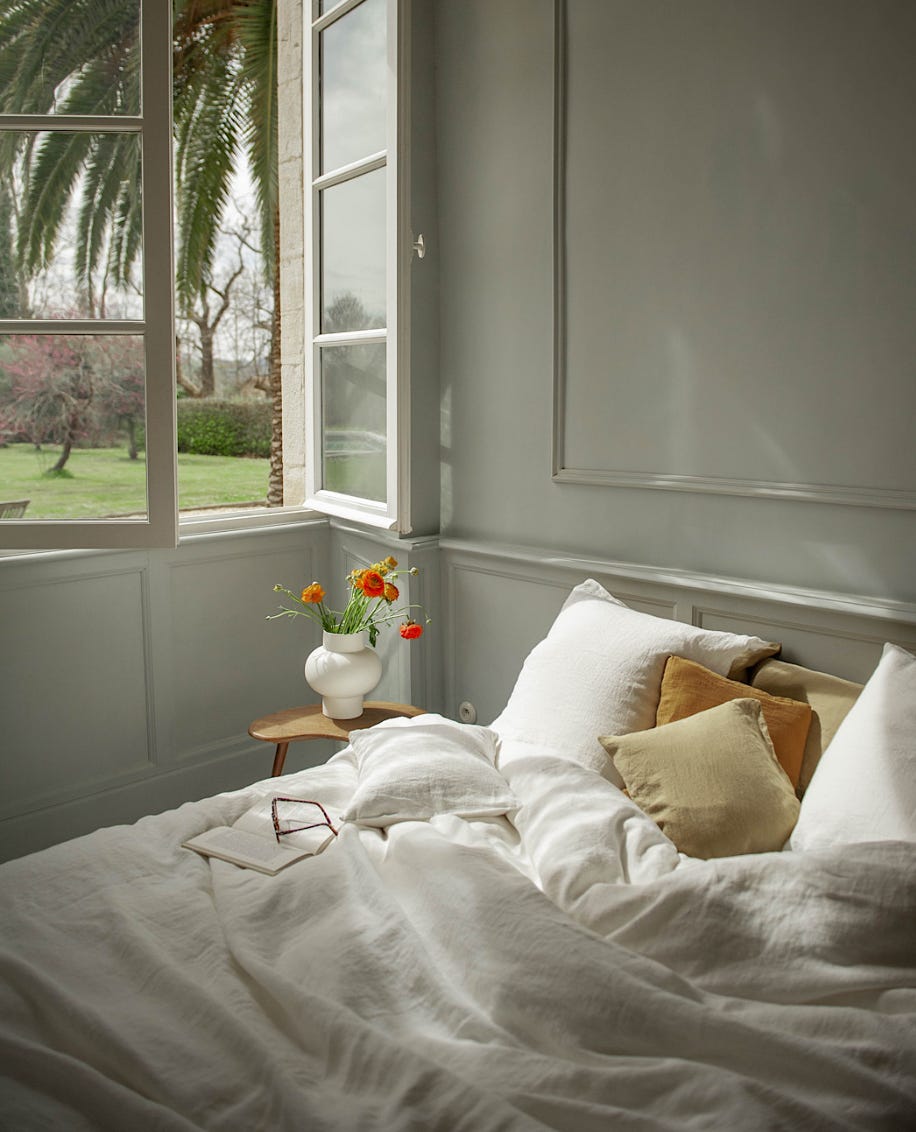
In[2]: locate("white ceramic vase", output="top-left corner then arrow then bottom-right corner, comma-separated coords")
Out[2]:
304,630 -> 382,719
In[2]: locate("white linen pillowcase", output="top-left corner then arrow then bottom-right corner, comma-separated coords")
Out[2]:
491,578 -> 779,782
341,714 -> 516,828
789,642 -> 916,852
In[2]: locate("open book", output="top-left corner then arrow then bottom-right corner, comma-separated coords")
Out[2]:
183,799 -> 336,875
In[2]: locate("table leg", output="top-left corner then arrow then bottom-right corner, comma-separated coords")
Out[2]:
272,741 -> 290,777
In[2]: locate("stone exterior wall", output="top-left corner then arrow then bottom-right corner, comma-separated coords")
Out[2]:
277,0 -> 306,505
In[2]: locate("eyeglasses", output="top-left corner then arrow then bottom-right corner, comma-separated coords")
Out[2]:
270,797 -> 339,844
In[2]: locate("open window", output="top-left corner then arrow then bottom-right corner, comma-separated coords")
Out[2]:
298,0 -> 413,533
0,1 -> 177,550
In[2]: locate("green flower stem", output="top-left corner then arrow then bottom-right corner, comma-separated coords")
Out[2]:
268,572 -> 430,639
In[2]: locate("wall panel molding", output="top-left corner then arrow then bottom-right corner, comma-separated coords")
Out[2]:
441,537 -> 916,721
0,523 -> 334,862
0,558 -> 154,818
550,0 -> 914,513
441,537 -> 916,626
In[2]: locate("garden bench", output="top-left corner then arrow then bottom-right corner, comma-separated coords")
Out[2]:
0,499 -> 30,518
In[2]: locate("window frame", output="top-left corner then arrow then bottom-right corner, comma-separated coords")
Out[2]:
300,0 -> 412,534
0,1 -> 178,551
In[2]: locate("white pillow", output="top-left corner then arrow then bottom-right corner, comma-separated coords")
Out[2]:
341,714 -> 516,828
491,578 -> 779,780
789,643 -> 916,851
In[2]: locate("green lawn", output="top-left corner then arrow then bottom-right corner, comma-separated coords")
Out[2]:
0,443 -> 269,519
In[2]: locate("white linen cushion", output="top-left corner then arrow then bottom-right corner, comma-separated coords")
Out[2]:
491,578 -> 779,781
341,714 -> 516,828
789,643 -> 916,851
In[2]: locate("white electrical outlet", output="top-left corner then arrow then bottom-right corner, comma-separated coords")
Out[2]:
458,701 -> 477,724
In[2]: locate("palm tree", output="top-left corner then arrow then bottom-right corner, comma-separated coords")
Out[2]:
0,0 -> 283,503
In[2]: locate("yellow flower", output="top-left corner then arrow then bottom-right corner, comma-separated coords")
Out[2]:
369,556 -> 399,577
384,582 -> 399,603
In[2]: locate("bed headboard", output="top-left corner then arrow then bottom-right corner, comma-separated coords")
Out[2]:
440,538 -> 916,726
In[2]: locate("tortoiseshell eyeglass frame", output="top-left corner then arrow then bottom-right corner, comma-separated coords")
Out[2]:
270,797 -> 339,844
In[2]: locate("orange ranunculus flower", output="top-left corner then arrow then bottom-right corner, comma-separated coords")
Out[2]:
359,570 -> 386,598
383,582 -> 399,603
399,619 -> 423,640
383,556 -> 398,570
301,583 -> 325,604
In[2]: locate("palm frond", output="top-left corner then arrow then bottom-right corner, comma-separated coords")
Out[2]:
109,165 -> 142,290
75,132 -> 121,291
76,133 -> 141,298
0,0 -> 138,115
174,56 -> 245,309
236,0 -> 278,279
1,0 -> 279,315
18,131 -> 92,273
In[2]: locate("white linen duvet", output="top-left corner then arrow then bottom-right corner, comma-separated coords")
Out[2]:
1,719 -> 914,1132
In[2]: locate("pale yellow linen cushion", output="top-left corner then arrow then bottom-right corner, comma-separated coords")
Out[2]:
656,655 -> 812,790
749,658 -> 863,797
600,699 -> 800,859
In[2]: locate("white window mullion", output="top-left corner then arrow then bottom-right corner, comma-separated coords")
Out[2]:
0,114 -> 143,132
392,0 -> 411,532
0,321 -> 144,336
313,150 -> 386,192
302,1 -> 322,511
140,0 -> 179,550
315,328 -> 387,348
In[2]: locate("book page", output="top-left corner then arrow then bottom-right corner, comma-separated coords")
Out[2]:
182,824 -> 333,875
198,826 -> 293,864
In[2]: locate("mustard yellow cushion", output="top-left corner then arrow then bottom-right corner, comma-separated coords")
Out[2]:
600,699 -> 800,859
656,655 -> 812,789
749,658 -> 863,797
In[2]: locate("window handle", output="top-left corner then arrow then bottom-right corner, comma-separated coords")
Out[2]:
412,233 -> 426,260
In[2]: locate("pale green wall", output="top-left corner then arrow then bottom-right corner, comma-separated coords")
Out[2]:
434,0 -> 916,603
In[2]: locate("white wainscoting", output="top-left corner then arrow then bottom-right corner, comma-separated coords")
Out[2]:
0,520 -> 333,862
0,519 -> 443,863
440,538 -> 916,728
6,525 -> 910,862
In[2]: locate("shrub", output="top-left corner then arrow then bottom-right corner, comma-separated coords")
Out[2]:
175,399 -> 271,458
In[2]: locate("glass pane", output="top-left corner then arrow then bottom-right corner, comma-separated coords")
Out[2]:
321,341 -> 386,502
175,399 -> 271,513
0,334 -> 148,520
320,0 -> 386,174
321,169 -> 386,332
0,132 -> 143,320
1,1 -> 140,116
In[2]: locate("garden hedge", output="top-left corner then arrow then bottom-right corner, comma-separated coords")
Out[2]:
175,399 -> 271,458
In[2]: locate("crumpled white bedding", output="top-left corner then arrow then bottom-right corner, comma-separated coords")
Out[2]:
1,724 -> 915,1132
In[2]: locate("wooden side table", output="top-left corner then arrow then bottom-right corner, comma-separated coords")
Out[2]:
249,701 -> 425,777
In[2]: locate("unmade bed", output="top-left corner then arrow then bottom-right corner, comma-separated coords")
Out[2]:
1,580 -> 915,1130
